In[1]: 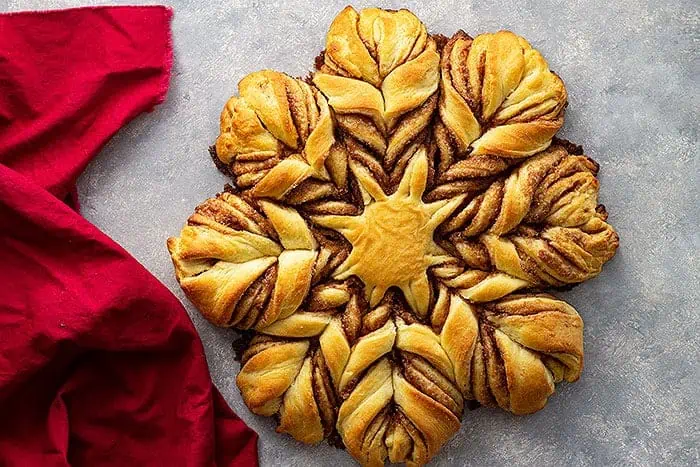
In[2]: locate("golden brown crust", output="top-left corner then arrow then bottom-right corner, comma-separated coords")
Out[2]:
166,191 -> 320,329
436,30 -> 567,162
167,6 -> 619,466
215,70 -> 338,201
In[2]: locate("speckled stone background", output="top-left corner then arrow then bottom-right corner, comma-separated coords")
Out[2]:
3,0 -> 698,465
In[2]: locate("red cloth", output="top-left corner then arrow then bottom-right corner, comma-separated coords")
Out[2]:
0,6 -> 258,466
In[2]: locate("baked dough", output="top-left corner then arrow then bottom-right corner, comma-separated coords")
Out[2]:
168,6 -> 619,466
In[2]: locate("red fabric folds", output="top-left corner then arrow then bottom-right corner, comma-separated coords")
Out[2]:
0,6 -> 258,466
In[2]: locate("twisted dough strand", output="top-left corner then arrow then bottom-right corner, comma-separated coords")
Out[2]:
432,289 -> 584,414
215,70 -> 340,199
482,211 -> 619,286
433,30 -> 568,196
432,142 -> 617,301
313,6 -> 440,194
441,144 -> 601,236
166,191 -> 346,329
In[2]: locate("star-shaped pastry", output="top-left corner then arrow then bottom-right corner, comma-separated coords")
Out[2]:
167,6 -> 620,467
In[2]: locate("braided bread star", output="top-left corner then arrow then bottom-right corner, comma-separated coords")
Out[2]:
168,6 -> 619,466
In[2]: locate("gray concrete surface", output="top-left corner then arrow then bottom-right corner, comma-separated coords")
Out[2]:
3,0 -> 698,465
